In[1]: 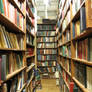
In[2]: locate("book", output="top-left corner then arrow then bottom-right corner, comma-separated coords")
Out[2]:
69,82 -> 74,92
87,66 -> 92,92
80,7 -> 86,32
72,22 -> 75,38
1,55 -> 7,81
0,0 -> 4,14
73,84 -> 78,92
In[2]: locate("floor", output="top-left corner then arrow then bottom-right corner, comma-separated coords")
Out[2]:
36,79 -> 60,92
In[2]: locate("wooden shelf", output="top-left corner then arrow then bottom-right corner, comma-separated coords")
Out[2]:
26,14 -> 34,27
37,54 -> 57,55
62,0 -> 67,12
8,0 -> 25,18
37,42 -> 57,43
0,13 -> 25,34
38,60 -> 57,62
58,34 -> 62,40
28,0 -> 34,7
26,54 -> 35,58
72,77 -> 89,92
37,36 -> 56,37
38,23 -> 56,25
59,62 -> 71,77
37,48 -> 57,49
58,40 -> 71,47
27,64 -> 35,72
37,66 -> 56,68
17,83 -> 26,92
27,74 -> 34,87
71,30 -> 92,41
26,43 -> 35,47
63,78 -> 69,89
59,54 -> 71,59
72,58 -> 92,66
40,72 -> 55,74
71,0 -> 85,22
62,22 -> 70,34
26,28 -> 35,38
6,66 -> 26,81
26,1 -> 34,18
38,29 -> 56,31
38,60 -> 56,62
0,48 -> 26,52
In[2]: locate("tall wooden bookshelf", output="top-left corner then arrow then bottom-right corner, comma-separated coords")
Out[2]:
0,0 -> 37,92
0,0 -> 27,91
57,0 -> 92,92
37,22 -> 57,78
26,0 -> 36,92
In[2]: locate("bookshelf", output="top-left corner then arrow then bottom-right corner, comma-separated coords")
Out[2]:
37,22 -> 57,78
57,0 -> 92,92
26,0 -> 36,92
0,0 -> 27,91
0,0 -> 37,92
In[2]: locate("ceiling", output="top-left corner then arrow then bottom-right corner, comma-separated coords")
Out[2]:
35,0 -> 58,20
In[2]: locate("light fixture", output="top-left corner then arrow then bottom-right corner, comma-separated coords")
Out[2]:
44,0 -> 50,6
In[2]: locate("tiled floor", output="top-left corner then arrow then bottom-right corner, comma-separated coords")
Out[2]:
36,79 -> 60,92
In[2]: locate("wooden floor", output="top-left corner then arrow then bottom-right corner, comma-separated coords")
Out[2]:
36,79 -> 60,92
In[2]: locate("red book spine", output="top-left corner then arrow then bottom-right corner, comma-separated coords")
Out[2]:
15,9 -> 17,25
69,82 -> 74,92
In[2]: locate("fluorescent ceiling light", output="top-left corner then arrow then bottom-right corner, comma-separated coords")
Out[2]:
44,0 -> 50,6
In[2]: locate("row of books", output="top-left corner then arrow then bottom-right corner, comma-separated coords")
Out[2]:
58,39 -> 62,46
64,30 -> 71,42
61,59 -> 71,73
37,61 -> 56,67
37,43 -> 57,48
37,25 -> 56,30
74,61 -> 92,91
0,25 -> 24,49
60,45 -> 71,58
58,32 -> 62,39
37,31 -> 56,36
62,10 -> 70,31
14,0 -> 25,12
59,73 -> 69,92
39,67 -> 56,73
59,70 -> 83,92
75,37 -> 92,61
0,71 -> 25,92
26,21 -> 35,34
37,49 -> 57,54
26,48 -> 34,56
62,0 -> 71,20
72,7 -> 86,38
37,37 -> 57,42
60,69 -> 71,89
26,0 -> 35,16
0,53 -> 23,81
58,0 -> 66,18
38,55 -> 57,61
75,62 -> 86,87
26,33 -> 35,45
72,0 -> 85,17
0,0 -> 24,30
